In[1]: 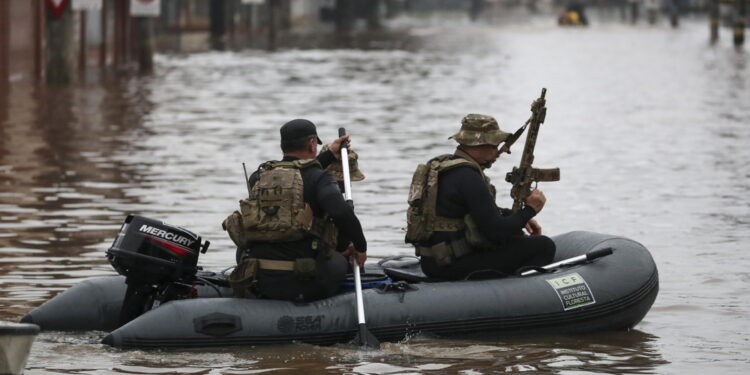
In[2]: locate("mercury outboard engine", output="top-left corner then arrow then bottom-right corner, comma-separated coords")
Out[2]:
107,215 -> 210,327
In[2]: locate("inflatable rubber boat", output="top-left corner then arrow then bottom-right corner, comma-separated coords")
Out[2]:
22,215 -> 658,349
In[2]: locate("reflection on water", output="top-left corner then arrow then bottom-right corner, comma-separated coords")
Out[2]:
2,12 -> 750,375
368,331 -> 668,374
0,83 -> 150,317
25,330 -> 666,375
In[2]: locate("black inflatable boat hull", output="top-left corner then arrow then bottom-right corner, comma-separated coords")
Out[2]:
23,231 -> 658,348
21,275 -> 231,332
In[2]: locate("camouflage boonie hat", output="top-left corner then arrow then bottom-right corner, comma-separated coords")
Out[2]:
449,114 -> 511,146
320,145 -> 365,182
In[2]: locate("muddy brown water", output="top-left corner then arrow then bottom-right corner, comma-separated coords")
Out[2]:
1,12 -> 749,375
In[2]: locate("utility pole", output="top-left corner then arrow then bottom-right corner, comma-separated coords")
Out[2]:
79,10 -> 88,78
668,0 -> 679,28
0,0 -> 8,87
734,0 -> 746,46
34,0 -> 45,82
100,0 -> 109,68
710,0 -> 719,44
267,0 -> 279,51
132,17 -> 155,74
114,0 -> 130,70
210,0 -> 227,50
46,1 -> 76,84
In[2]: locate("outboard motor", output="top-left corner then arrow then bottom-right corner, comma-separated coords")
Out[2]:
107,215 -> 210,327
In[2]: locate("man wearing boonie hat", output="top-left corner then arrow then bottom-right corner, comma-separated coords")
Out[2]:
320,144 -> 366,183
405,114 -> 556,280
224,119 -> 367,302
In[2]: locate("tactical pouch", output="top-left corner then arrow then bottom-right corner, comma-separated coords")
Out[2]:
407,163 -> 430,205
416,238 -> 473,266
463,215 -> 495,249
405,205 -> 429,245
432,242 -> 454,266
416,242 -> 454,266
238,198 -> 259,229
405,163 -> 431,244
223,210 -> 250,249
293,257 -> 317,280
450,237 -> 473,258
309,215 -> 337,256
229,258 -> 259,298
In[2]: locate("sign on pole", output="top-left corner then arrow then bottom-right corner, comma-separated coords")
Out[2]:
72,0 -> 102,11
46,0 -> 71,18
130,0 -> 161,17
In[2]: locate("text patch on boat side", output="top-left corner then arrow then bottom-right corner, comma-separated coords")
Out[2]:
277,315 -> 325,334
546,273 -> 596,311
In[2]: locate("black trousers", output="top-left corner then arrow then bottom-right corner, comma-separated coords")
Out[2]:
255,252 -> 348,302
420,235 -> 556,281
238,238 -> 348,302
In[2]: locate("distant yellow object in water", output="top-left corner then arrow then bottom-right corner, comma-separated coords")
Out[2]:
558,10 -> 587,26
567,11 -> 580,24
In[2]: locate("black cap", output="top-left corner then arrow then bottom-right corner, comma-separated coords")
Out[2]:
280,119 -> 323,145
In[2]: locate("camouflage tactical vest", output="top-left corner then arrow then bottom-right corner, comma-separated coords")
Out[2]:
405,151 -> 497,250
223,159 -> 338,253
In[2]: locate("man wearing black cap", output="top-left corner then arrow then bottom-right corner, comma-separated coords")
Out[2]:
226,119 -> 367,302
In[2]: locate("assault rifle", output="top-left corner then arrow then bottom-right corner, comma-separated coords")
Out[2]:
505,88 -> 560,213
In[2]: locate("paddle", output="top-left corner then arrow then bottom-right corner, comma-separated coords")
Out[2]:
338,127 -> 380,350
520,247 -> 614,276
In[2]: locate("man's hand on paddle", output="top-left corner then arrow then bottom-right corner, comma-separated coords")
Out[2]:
343,242 -> 366,268
328,135 -> 351,160
525,218 -> 542,236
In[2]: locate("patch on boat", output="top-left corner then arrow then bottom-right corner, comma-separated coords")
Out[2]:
277,315 -> 325,334
546,273 -> 596,311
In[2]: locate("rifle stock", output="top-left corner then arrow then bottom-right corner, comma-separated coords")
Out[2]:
506,88 -> 560,214
532,168 -> 560,182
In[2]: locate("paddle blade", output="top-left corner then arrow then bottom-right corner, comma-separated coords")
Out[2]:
351,323 -> 380,349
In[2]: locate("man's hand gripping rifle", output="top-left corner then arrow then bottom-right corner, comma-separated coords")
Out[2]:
504,88 -> 560,214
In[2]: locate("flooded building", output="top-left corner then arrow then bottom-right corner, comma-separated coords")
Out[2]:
0,1 -> 43,84
0,0 -> 354,84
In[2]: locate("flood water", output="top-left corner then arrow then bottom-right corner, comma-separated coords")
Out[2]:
1,10 -> 749,375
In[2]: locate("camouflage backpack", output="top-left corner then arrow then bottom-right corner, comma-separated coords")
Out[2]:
223,160 -> 337,251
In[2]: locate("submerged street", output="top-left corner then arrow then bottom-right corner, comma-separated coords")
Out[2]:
1,11 -> 749,375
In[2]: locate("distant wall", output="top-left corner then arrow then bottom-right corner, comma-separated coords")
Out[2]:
7,0 -> 37,83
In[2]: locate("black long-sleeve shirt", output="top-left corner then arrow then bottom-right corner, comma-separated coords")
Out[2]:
243,151 -> 366,262
431,160 -> 536,246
